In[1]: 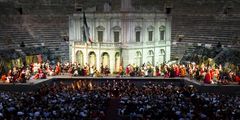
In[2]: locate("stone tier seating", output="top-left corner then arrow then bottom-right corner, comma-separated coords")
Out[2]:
173,0 -> 240,15
25,15 -> 69,60
0,24 -> 41,49
171,15 -> 240,59
0,15 -> 69,60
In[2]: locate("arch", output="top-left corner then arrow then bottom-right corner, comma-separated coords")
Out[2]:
159,49 -> 166,63
137,51 -> 142,57
147,25 -> 154,31
112,26 -> 121,31
148,50 -> 154,65
76,50 -> 84,65
135,26 -> 142,31
159,25 -> 166,31
160,49 -> 165,54
148,50 -> 154,56
88,51 -> 96,67
101,52 -> 110,68
96,25 -> 105,31
135,51 -> 142,66
115,52 -> 121,72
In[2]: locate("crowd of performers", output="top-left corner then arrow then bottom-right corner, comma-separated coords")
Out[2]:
0,60 -> 240,84
123,63 -> 240,84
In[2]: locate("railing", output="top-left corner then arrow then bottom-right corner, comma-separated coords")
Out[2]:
74,41 -> 122,48
74,41 -> 169,48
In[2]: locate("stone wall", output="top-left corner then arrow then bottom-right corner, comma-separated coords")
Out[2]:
0,0 -> 240,61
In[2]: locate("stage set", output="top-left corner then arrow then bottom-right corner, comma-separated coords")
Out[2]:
1,0 -> 240,119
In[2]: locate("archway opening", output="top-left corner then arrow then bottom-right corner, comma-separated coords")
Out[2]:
88,51 -> 96,67
76,50 -> 84,65
115,52 -> 121,72
148,50 -> 154,65
101,52 -> 110,68
135,51 -> 142,67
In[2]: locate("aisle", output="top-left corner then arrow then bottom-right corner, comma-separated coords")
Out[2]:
105,97 -> 121,120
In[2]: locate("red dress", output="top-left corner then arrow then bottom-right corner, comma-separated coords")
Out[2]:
83,67 -> 87,76
156,70 -> 160,76
200,69 -> 204,76
1,75 -> 7,82
204,73 -> 212,84
34,73 -> 39,79
55,65 -> 61,75
126,67 -> 130,75
174,67 -> 180,77
235,76 -> 240,82
210,69 -> 214,79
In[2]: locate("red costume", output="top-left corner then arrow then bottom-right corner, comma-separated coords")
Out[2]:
210,69 -> 214,79
200,69 -> 204,76
235,75 -> 240,82
126,66 -> 130,76
156,70 -> 160,76
119,66 -> 123,76
174,67 -> 180,77
1,75 -> 7,82
55,65 -> 61,75
204,72 -> 212,84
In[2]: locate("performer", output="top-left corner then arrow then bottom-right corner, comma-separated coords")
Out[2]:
155,66 -> 160,76
100,63 -> 104,74
90,66 -> 95,77
126,64 -> 130,76
94,68 -> 101,77
104,65 -> 110,76
83,66 -> 87,76
174,65 -> 180,77
55,62 -> 61,75
118,65 -> 123,77
39,69 -> 46,79
235,74 -> 240,84
204,70 -> 212,84
1,74 -> 7,83
180,65 -> 186,77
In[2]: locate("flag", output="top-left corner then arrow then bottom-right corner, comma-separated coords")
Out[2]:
83,12 -> 93,44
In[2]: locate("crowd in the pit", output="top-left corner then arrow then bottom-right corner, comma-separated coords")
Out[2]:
0,60 -> 240,84
0,80 -> 240,119
0,80 -> 109,119
118,81 -> 240,119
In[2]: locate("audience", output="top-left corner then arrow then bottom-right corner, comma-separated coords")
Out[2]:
0,80 -> 109,119
0,80 -> 239,119
119,83 -> 240,119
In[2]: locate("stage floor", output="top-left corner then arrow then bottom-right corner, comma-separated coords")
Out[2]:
0,75 -> 239,94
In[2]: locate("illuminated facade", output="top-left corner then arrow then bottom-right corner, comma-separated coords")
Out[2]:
69,13 -> 171,71
69,0 -> 171,72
